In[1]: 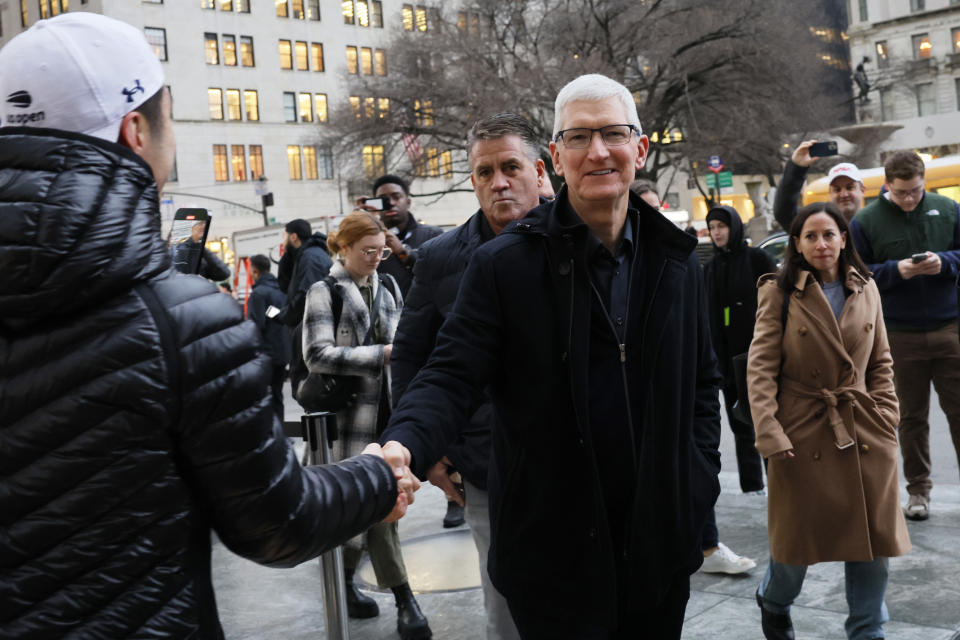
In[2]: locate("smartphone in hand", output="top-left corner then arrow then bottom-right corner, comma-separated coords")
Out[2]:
809,141 -> 838,158
911,253 -> 929,263
266,305 -> 281,319
362,196 -> 390,211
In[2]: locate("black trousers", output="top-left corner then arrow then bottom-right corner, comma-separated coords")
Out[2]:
507,572 -> 690,640
720,375 -> 764,492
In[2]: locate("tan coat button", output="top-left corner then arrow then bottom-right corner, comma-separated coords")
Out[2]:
798,326 -> 808,336
860,444 -> 869,453
865,323 -> 873,332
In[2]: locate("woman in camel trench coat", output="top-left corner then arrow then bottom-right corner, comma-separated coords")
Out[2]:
747,202 -> 910,640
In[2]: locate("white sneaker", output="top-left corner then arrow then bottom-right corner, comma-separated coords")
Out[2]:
700,542 -> 756,575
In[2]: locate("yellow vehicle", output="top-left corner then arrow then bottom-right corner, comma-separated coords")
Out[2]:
802,154 -> 960,206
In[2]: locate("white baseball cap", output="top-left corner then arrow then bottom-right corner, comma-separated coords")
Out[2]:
827,162 -> 863,185
0,12 -> 164,141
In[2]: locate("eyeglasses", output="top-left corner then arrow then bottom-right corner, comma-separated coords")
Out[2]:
890,185 -> 924,200
360,247 -> 392,259
554,124 -> 638,149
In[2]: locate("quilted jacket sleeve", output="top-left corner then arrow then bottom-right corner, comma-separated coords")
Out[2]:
153,273 -> 397,567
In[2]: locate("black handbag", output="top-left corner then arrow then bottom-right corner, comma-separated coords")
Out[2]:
295,275 -> 390,413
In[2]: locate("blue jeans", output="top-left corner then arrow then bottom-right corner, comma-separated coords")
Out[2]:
758,557 -> 889,640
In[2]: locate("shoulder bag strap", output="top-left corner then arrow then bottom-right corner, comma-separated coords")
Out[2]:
135,283 -> 182,429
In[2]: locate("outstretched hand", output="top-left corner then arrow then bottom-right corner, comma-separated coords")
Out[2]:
363,442 -> 420,523
426,456 -> 465,507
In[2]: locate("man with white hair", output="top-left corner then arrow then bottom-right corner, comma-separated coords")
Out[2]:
381,74 -> 722,638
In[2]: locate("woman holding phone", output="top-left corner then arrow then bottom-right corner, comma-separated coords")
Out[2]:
302,210 -> 431,640
748,202 -> 910,640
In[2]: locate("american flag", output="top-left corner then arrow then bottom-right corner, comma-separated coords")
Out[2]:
402,131 -> 423,164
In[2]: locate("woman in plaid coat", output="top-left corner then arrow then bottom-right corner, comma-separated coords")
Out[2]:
302,210 -> 431,640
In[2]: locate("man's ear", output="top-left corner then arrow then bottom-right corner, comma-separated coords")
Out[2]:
117,110 -> 149,153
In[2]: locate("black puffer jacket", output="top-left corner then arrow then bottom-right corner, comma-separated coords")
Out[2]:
0,128 -> 397,639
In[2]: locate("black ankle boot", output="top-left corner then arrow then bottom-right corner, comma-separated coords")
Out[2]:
756,589 -> 795,640
391,582 -> 432,639
344,569 -> 378,619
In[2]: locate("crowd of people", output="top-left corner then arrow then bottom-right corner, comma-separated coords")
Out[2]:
2,11 -> 960,640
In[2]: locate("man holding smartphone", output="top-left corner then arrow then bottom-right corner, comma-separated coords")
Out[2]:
774,140 -> 865,228
850,150 -> 960,522
360,175 -> 443,296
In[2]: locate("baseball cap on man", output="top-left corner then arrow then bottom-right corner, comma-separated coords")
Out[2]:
0,12 -> 164,142
827,163 -> 863,185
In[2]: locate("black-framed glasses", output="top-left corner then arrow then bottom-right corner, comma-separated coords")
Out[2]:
554,124 -> 638,149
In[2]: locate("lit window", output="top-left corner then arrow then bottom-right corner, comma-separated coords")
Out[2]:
311,43 -> 325,71
39,0 -> 49,18
441,150 -> 452,178
415,99 -> 434,127
283,92 -> 297,122
295,41 -> 309,70
226,89 -> 242,120
875,41 -> 889,68
21,0 -> 28,28
200,0 -> 215,7
279,40 -> 293,69
223,34 -> 237,66
912,33 -> 932,59
342,0 -> 354,24
374,49 -> 387,75
377,97 -> 390,119
415,5 -> 427,31
144,27 -> 168,61
244,90 -> 259,121
205,33 -> 219,65
231,145 -> 247,181
362,144 -> 385,179
953,27 -> 960,54
213,144 -> 229,181
219,0 -> 232,9
349,96 -> 362,120
346,46 -> 358,74
208,88 -> 224,119
371,0 -> 383,27
304,146 -> 319,180
319,146 -> 334,179
427,147 -> 439,177
292,0 -> 304,19
402,4 -> 413,30
364,96 -> 376,119
250,145 -> 264,180
315,94 -> 328,122
288,146 -> 303,180
305,0 -> 319,19
276,0 -> 288,17
237,0 -> 250,11
299,93 -> 313,122
360,47 -> 373,75
240,36 -> 255,66
357,0 -> 369,26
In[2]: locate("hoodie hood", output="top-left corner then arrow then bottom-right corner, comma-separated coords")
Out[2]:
0,128 -> 170,332
706,205 -> 746,253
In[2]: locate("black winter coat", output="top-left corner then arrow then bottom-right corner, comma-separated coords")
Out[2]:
277,232 -> 332,326
0,128 -> 397,639
248,272 -> 292,366
382,188 -> 722,628
773,160 -> 808,232
391,210 -> 495,489
703,206 -> 778,374
378,216 -> 444,295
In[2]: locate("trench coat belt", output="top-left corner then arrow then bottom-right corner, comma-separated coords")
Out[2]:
779,377 -> 868,450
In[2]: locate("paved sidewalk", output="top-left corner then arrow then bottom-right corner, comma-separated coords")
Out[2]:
211,384 -> 960,638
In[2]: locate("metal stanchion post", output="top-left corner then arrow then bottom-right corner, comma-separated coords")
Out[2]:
302,412 -> 350,640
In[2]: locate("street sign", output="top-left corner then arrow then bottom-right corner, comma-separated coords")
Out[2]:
708,155 -> 723,173
704,171 -> 733,190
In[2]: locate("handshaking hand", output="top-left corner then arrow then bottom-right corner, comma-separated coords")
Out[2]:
363,441 -> 419,523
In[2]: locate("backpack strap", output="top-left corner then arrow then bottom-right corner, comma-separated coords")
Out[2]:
135,283 -> 182,429
323,275 -> 343,333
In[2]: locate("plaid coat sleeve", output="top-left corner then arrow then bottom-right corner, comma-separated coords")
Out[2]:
302,279 -> 386,377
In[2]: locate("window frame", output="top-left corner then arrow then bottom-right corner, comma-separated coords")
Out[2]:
244,90 -> 260,121
208,88 -> 224,120
299,92 -> 314,122
279,39 -> 293,70
912,33 -> 931,59
222,34 -> 238,66
314,93 -> 328,122
240,36 -> 255,67
374,48 -> 387,76
250,145 -> 264,180
231,145 -> 247,182
213,144 -> 229,182
288,145 -> 303,180
295,40 -> 309,70
226,88 -> 242,121
283,92 -> 297,122
205,32 -> 220,65
144,27 -> 168,61
311,43 -> 325,71
303,146 -> 319,180
346,45 -> 358,74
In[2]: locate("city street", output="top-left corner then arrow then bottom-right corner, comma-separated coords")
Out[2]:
211,384 -> 960,639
